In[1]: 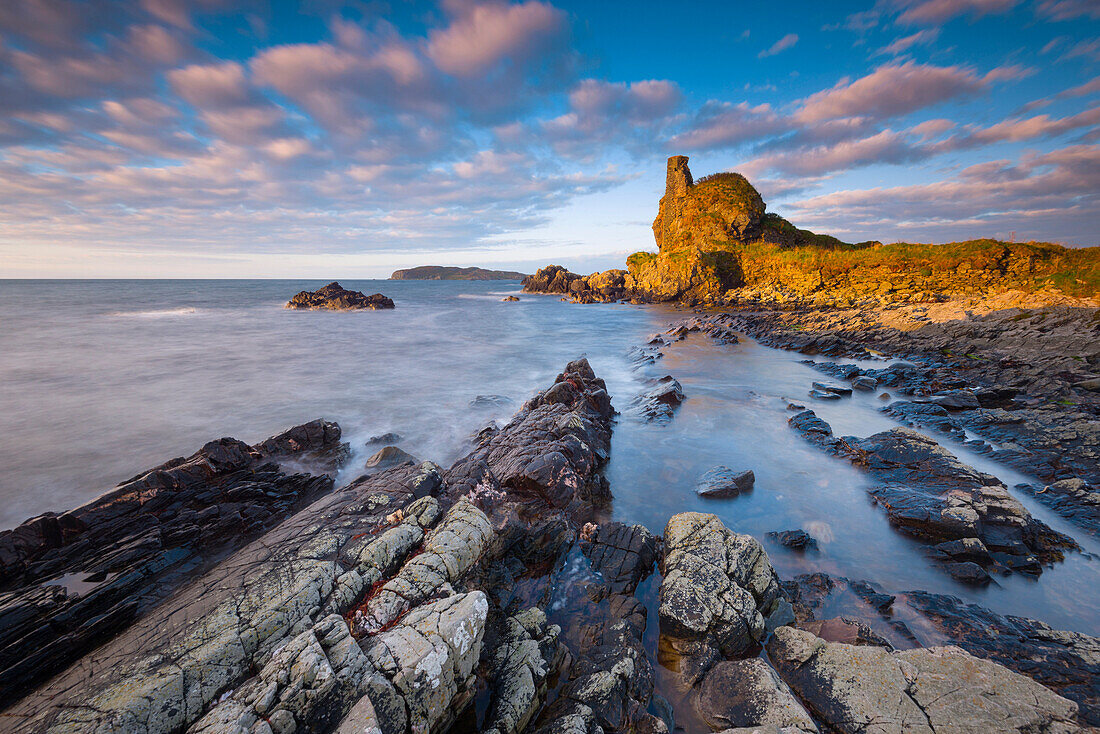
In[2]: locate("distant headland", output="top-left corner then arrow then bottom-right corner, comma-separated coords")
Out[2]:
390,265 -> 527,280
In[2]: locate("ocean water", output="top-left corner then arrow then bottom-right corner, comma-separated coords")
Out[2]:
1,279 -> 1097,637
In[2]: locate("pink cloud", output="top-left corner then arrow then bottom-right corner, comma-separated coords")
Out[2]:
758,33 -> 799,58
897,0 -> 1019,24
426,1 -> 566,77
961,107 -> 1100,144
168,61 -> 250,108
671,101 -> 788,150
877,28 -> 940,56
741,129 -> 928,178
796,61 -> 985,123
785,145 -> 1100,244
1036,0 -> 1100,20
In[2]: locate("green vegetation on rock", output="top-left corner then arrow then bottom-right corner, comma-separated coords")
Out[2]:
390,265 -> 527,280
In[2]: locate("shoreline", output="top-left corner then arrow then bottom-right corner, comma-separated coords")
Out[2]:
1,294 -> 1097,732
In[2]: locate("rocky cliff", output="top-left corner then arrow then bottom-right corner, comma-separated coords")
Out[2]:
525,156 -> 1099,306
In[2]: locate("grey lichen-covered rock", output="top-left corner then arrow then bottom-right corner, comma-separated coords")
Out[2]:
482,608 -> 563,734
694,658 -> 817,733
767,626 -> 1080,734
16,464 -> 440,733
658,513 -> 781,683
188,613 -> 371,734
363,592 -> 489,734
354,497 -> 492,635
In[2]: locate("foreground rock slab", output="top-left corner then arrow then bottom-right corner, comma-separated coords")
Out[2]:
768,626 -> 1080,734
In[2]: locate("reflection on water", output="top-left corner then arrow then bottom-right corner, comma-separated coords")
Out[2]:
1,280 -> 1097,639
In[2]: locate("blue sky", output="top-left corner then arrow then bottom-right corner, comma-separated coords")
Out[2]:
1,0 -> 1097,277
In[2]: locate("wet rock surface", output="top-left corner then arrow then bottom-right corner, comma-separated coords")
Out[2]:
788,409 -> 1075,578
631,376 -> 685,423
695,467 -> 755,499
286,281 -> 396,310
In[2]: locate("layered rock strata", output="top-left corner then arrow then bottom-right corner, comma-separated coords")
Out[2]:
0,419 -> 346,698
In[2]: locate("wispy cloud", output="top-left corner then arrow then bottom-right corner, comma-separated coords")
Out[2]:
758,33 -> 799,58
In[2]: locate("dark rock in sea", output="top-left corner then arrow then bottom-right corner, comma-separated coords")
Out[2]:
630,375 -> 684,423
694,466 -> 755,498
581,522 -> 658,594
364,445 -> 418,471
1015,478 -> 1100,535
767,529 -> 818,551
502,295 -> 520,301
811,381 -> 852,396
852,375 -> 878,391
808,388 -> 840,400
788,409 -> 1077,578
945,560 -> 992,584
0,419 -> 346,698
366,431 -> 402,446
285,281 -> 395,310
522,264 -> 585,295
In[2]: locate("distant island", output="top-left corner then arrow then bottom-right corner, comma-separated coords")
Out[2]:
389,265 -> 527,280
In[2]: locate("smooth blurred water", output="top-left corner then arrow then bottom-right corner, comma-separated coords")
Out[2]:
1,279 -> 1097,636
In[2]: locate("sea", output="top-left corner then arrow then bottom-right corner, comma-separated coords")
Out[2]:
1,279 -> 1097,636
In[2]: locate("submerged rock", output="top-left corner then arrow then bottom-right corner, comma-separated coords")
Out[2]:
767,530 -> 818,552
693,658 -> 817,733
286,282 -> 395,310
631,376 -> 685,423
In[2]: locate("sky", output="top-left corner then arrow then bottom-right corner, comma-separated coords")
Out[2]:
1,0 -> 1098,278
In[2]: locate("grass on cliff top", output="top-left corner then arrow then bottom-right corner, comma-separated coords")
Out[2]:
690,172 -> 765,215
738,238 -> 1100,297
